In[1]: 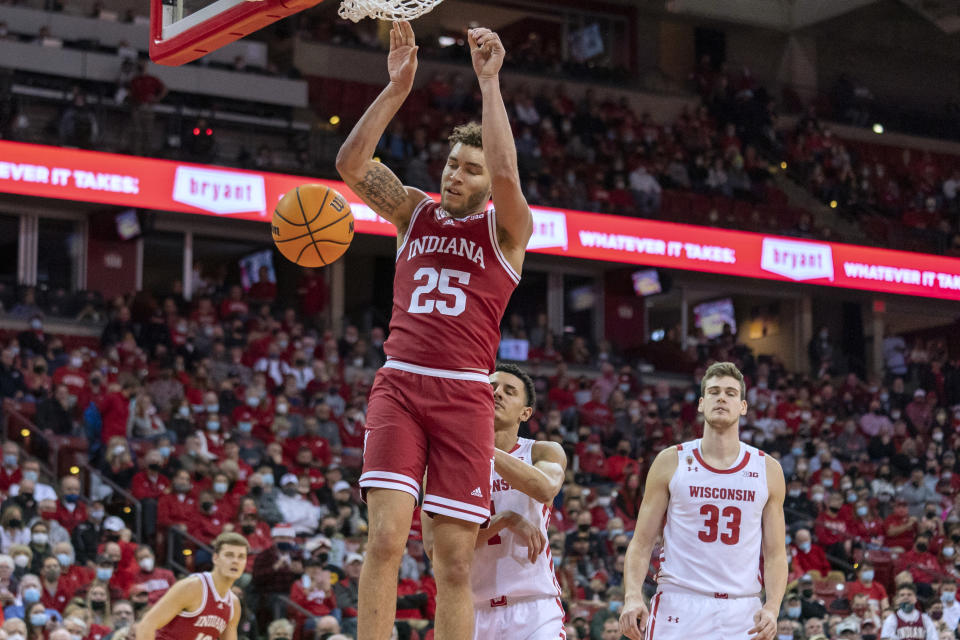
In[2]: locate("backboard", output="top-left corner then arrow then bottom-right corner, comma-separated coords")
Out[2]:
149,0 -> 325,66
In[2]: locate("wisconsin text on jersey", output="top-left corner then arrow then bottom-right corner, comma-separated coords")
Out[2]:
406,235 -> 485,267
688,486 -> 758,502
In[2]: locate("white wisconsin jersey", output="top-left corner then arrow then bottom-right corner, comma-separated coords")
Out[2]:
657,439 -> 769,597
472,438 -> 561,605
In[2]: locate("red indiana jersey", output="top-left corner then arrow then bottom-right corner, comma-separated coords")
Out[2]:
156,573 -> 234,640
384,198 -> 520,372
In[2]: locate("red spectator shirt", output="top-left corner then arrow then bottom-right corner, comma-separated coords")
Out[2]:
289,579 -> 337,616
131,566 -> 176,604
98,391 -> 130,443
846,579 -> 888,611
792,543 -> 831,575
604,455 -> 639,484
131,471 -> 171,501
882,513 -> 917,550
895,549 -> 943,584
219,299 -> 249,319
248,281 -> 277,302
579,401 -> 613,428
195,506 -> 229,544
0,466 -> 21,492
158,493 -> 197,528
53,367 -> 88,398
297,273 -> 328,318
850,516 -> 884,544
54,501 -> 88,532
88,623 -> 111,640
41,578 -> 75,612
814,509 -> 854,546
129,74 -> 164,105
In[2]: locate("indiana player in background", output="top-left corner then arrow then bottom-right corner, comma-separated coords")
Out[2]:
880,583 -> 937,640
135,533 -> 247,640
422,364 -> 567,639
619,362 -> 786,640
335,20 -> 532,640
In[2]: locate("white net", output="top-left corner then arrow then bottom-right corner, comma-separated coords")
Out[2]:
337,0 -> 443,22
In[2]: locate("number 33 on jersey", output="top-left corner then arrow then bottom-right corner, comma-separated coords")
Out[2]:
384,198 -> 519,373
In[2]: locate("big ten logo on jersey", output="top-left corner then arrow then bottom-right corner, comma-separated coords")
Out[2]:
743,470 -> 759,478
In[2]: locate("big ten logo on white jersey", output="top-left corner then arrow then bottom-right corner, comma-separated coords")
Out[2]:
471,438 -> 560,606
657,439 -> 769,598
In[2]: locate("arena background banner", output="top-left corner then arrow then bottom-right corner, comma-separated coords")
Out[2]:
4,140 -> 960,301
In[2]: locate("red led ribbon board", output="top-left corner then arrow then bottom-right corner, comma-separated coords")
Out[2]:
3,140 -> 960,301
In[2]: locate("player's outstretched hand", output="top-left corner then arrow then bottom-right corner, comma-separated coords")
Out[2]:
748,607 -> 776,640
468,27 -> 505,79
505,515 -> 545,563
618,598 -> 649,640
387,20 -> 418,90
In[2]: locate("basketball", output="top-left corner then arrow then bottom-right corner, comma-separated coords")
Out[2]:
272,184 -> 354,267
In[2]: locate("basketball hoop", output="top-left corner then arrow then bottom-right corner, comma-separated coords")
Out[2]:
337,0 -> 444,22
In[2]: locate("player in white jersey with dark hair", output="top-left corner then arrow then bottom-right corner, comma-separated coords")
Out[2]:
619,361 -> 787,640
423,363 -> 567,639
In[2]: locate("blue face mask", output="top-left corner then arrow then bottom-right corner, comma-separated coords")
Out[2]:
860,569 -> 874,581
276,542 -> 296,553
214,482 -> 228,494
22,470 -> 38,483
847,492 -> 858,503
786,605 -> 801,619
798,542 -> 811,553
158,446 -> 171,458
238,422 -> 253,434
3,454 -> 17,467
22,587 -> 40,604
857,506 -> 869,517
784,534 -> 792,546
791,447 -> 803,457
206,421 -> 219,432
207,404 -> 219,414
96,567 -> 113,581
56,553 -> 72,568
29,613 -> 48,627
64,494 -> 80,504
608,600 -> 622,612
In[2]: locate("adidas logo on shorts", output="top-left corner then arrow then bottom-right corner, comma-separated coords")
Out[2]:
471,487 -> 483,497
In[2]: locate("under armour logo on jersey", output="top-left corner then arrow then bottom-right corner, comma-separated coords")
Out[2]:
471,487 -> 483,497
688,466 -> 699,472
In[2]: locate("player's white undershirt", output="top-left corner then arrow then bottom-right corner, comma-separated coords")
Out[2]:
656,438 -> 768,598
471,437 -> 561,606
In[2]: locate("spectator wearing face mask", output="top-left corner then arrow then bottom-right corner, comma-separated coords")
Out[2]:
26,522 -> 52,574
791,528 -> 831,576
1,506 -> 30,552
896,533 -> 943,592
846,561 -> 890,614
899,467 -> 942,519
69,501 -> 106,565
128,546 -> 173,605
53,476 -> 87,534
235,500 -> 271,571
10,459 -> 57,504
275,474 -> 323,536
880,583 -> 938,640
251,525 -> 303,627
157,470 -> 196,533
33,500 -> 69,547
105,599 -> 134,637
25,600 -> 58,640
51,542 -> 86,597
885,498 -> 920,552
63,614 -> 91,640
0,443 -> 23,493
246,469 -> 283,526
5,573 -> 42,620
8,545 -> 33,580
39,554 -> 73,612
126,584 -> 150,619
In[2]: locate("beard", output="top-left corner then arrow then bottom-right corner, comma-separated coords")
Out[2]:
441,188 -> 489,217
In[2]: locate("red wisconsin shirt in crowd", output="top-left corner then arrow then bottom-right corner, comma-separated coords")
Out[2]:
131,471 -> 171,501
195,505 -> 229,544
98,391 -> 130,443
895,549 -> 943,584
845,579 -> 888,612
54,500 -> 88,532
131,566 -> 176,604
285,436 -> 332,468
41,578 -> 75,612
792,543 -> 831,575
0,465 -> 21,492
53,366 -> 88,398
851,516 -> 885,544
579,401 -> 613,428
814,509 -> 854,546
883,513 -> 917,550
158,493 -> 197,528
289,579 -> 337,616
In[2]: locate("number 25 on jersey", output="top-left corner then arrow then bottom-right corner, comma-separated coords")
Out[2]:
408,267 -> 470,317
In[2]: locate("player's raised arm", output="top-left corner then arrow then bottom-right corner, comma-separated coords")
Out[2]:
335,20 -> 426,233
493,441 -> 566,504
468,27 -> 533,264
750,455 -> 787,640
620,446 -> 677,640
135,576 -> 202,640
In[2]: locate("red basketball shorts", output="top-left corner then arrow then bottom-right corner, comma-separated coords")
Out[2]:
359,359 -> 495,524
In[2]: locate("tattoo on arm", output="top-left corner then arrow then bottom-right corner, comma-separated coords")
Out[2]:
354,164 -> 407,216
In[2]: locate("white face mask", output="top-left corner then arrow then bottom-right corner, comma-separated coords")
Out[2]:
139,557 -> 154,572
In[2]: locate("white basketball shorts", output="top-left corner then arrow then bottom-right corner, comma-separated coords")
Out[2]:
474,596 -> 566,640
644,588 -> 762,640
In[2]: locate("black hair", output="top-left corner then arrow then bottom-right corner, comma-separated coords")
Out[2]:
897,583 -> 917,594
495,362 -> 536,409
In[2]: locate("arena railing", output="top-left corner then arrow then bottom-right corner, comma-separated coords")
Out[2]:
165,525 -> 215,575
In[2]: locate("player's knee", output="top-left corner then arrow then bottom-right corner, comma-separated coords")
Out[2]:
432,550 -> 473,587
364,523 -> 408,563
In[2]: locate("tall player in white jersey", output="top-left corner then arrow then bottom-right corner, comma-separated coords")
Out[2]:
619,362 -> 786,640
423,363 -> 567,639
